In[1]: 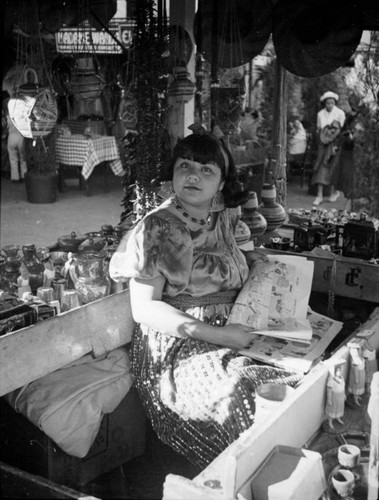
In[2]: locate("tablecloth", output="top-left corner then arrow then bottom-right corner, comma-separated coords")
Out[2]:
56,134 -> 125,180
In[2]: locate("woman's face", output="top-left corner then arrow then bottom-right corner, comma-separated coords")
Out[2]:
173,157 -> 224,209
325,98 -> 336,112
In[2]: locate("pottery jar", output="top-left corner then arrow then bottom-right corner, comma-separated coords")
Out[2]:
1,245 -> 22,287
241,191 -> 267,240
258,184 -> 286,232
57,231 -> 88,253
21,244 -> 45,294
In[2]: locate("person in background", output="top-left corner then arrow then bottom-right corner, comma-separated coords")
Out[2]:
109,129 -> 302,469
311,91 -> 346,206
5,97 -> 28,183
288,116 -> 307,158
335,94 -> 361,212
287,116 -> 307,180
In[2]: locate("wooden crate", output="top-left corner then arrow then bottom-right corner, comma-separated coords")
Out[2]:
0,389 -> 146,489
0,461 -> 100,499
257,247 -> 379,304
0,289 -> 145,490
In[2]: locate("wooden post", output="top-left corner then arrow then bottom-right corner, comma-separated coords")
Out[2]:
269,60 -> 288,207
210,0 -> 219,131
167,0 -> 196,148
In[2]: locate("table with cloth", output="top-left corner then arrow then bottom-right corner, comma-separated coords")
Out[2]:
55,133 -> 125,195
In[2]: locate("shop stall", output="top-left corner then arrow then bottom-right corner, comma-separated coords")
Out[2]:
1,216 -> 378,498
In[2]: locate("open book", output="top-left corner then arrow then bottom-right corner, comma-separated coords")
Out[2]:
227,255 -> 314,341
239,308 -> 343,373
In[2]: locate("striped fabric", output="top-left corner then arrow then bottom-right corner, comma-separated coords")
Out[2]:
55,134 -> 125,180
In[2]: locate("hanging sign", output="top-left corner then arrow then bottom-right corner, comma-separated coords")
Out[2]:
55,20 -> 135,54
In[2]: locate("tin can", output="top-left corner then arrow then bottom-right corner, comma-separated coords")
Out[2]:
36,286 -> 54,304
51,278 -> 67,303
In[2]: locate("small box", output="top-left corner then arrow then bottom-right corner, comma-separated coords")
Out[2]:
237,445 -> 327,500
29,303 -> 57,321
0,304 -> 37,336
293,223 -> 328,251
342,220 -> 378,260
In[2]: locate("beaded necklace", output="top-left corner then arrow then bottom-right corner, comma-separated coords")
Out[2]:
174,197 -> 212,226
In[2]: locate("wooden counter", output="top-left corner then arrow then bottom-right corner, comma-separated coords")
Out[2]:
0,290 -> 134,397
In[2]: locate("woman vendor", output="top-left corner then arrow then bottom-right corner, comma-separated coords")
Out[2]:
110,129 -> 302,468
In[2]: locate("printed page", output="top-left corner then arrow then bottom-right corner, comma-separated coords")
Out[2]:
227,255 -> 314,340
239,309 -> 343,373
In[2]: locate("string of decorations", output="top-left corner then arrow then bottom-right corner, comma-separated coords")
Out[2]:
120,0 -> 170,224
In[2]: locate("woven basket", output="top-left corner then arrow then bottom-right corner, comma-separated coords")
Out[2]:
8,88 -> 58,140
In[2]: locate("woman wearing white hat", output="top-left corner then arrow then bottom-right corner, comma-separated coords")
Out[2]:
311,91 -> 346,206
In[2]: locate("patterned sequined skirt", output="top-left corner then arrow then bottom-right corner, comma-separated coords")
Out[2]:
131,294 -> 303,469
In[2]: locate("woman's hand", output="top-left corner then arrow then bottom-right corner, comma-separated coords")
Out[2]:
218,323 -> 256,350
243,248 -> 270,268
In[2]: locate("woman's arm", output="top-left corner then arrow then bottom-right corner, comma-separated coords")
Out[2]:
129,276 -> 255,349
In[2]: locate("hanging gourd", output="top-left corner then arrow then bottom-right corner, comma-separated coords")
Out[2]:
67,57 -> 105,101
167,65 -> 196,103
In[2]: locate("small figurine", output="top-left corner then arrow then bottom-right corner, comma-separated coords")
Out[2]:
363,340 -> 378,392
38,249 -> 56,288
325,361 -> 346,429
347,341 -> 366,406
17,263 -> 31,298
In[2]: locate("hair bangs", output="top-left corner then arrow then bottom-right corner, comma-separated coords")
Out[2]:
174,135 -> 226,175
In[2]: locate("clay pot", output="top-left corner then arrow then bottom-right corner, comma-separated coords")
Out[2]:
78,236 -> 107,253
57,231 -> 88,253
258,184 -> 286,232
241,191 -> 267,239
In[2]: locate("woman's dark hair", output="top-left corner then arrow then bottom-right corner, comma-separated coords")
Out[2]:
169,133 -> 249,208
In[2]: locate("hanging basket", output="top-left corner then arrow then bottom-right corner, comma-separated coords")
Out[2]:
118,91 -> 138,131
8,88 -> 58,140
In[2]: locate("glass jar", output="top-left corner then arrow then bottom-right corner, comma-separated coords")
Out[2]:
69,251 -> 110,304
